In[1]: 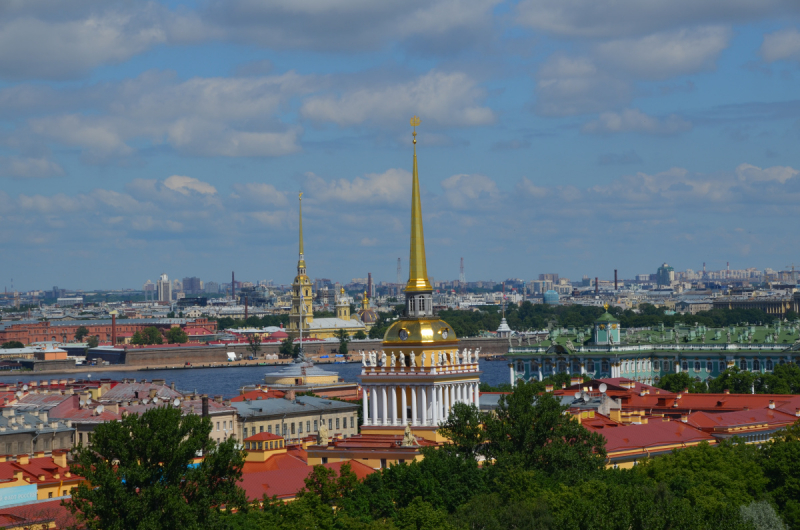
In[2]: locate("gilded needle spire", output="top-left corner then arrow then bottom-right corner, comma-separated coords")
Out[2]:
406,116 -> 432,292
298,191 -> 306,273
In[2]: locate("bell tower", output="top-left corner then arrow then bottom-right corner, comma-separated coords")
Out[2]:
289,192 -> 314,337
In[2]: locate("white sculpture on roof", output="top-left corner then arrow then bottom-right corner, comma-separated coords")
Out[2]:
390,352 -> 396,367
421,352 -> 426,367
410,351 -> 416,367
381,351 -> 387,367
360,351 -> 366,367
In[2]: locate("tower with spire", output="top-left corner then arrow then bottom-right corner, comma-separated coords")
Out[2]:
288,192 -> 314,336
359,116 -> 481,442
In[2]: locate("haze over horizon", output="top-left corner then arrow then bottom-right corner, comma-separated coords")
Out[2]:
2,1 -> 800,290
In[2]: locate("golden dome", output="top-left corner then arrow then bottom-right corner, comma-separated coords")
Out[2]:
383,318 -> 458,345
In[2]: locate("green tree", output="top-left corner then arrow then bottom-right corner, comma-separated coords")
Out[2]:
335,328 -> 350,355
369,324 -> 388,340
709,367 -> 756,394
279,336 -> 297,358
165,327 -> 189,344
656,372 -> 707,393
761,421 -> 800,528
299,462 -> 358,505
438,403 -> 488,456
482,381 -> 607,481
353,330 -> 367,340
1,341 -> 24,349
130,331 -> 145,346
74,326 -> 90,342
167,311 -> 175,318
66,406 -> 248,530
246,333 -> 262,357
86,335 -> 99,348
142,327 -> 164,345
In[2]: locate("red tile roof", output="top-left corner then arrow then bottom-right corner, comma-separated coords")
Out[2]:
245,432 -> 283,442
687,408 -> 798,430
231,389 -> 286,402
0,498 -> 77,529
241,452 -> 308,474
239,460 -> 374,500
584,417 -> 714,454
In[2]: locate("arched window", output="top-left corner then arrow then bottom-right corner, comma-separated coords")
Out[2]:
766,359 -> 774,371
681,361 -> 689,372
516,361 -> 524,372
572,360 -> 580,373
740,359 -> 748,371
753,359 -> 760,371
601,361 -> 609,373
587,361 -> 595,372
694,361 -> 701,372
706,361 -> 713,372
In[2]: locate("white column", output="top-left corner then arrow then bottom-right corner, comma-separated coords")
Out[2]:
443,384 -> 450,419
474,382 -> 480,407
390,386 -> 397,425
381,386 -> 388,426
411,386 -> 418,426
466,383 -> 472,406
431,386 -> 438,425
509,363 -> 515,387
421,386 -> 428,425
401,386 -> 408,426
371,386 -> 378,426
363,386 -> 369,426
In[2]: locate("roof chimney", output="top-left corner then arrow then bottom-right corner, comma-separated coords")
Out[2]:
769,400 -> 775,409
201,395 -> 209,417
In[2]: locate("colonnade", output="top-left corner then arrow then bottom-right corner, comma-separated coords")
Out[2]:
362,381 -> 480,427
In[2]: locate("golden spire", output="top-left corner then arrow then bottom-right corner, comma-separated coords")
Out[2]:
298,192 -> 306,271
406,116 -> 433,292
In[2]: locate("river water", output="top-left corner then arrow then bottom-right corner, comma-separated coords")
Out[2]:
2,361 -> 511,398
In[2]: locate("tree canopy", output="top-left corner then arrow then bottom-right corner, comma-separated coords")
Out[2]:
66,406 -> 248,530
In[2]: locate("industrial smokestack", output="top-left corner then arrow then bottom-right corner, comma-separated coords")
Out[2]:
232,271 -> 235,300
614,270 -> 618,291
368,272 -> 373,298
244,295 -> 248,320
111,312 -> 117,346
595,277 -> 599,295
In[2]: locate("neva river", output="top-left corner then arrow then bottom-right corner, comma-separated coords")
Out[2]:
3,361 -> 511,398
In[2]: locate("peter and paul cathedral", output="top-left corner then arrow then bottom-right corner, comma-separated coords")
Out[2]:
287,193 -> 368,340
359,117 -> 481,442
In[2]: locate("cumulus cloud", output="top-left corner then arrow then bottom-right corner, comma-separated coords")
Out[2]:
516,0 -> 796,39
0,156 -> 64,178
195,0 -> 500,54
515,177 -> 550,198
0,3 -> 167,80
300,70 -> 494,128
163,176 -> 217,196
304,169 -> 411,204
595,26 -> 731,79
735,163 -> 798,183
440,174 -> 499,208
18,70 -> 310,161
231,183 -> 288,207
534,55 -> 631,116
582,108 -> 692,135
761,28 -> 800,62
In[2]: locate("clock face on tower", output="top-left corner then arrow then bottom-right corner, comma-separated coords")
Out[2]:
399,329 -> 409,341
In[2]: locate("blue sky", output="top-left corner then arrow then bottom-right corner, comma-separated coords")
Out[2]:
2,0 -> 800,290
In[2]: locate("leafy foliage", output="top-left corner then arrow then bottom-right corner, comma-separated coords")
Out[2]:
165,327 -> 189,344
1,341 -> 24,349
86,335 -> 99,348
65,406 -> 248,530
74,326 -> 90,341
131,327 -> 164,346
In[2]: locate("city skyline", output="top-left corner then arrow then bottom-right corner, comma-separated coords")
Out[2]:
3,2 -> 800,289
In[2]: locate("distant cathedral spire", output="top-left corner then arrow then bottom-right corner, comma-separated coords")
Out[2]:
297,192 -> 306,275
406,116 -> 433,293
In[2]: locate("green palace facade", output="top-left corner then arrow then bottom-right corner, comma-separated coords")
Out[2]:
506,309 -> 800,386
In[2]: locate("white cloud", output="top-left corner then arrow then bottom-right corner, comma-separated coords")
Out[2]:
595,26 -> 731,80
0,156 -> 64,178
735,163 -> 798,183
516,0 -> 795,39
304,169 -> 411,204
231,183 -> 288,207
535,55 -> 631,116
194,0 -> 500,53
440,174 -> 499,208
300,70 -> 494,127
761,28 -> 800,62
582,108 -> 692,135
163,176 -> 217,196
0,5 -> 166,80
19,71 -> 310,160
515,177 -> 549,198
